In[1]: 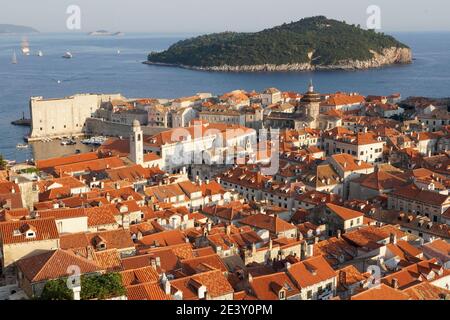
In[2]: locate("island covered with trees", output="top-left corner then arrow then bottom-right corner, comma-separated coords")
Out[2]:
146,16 -> 412,72
0,24 -> 38,34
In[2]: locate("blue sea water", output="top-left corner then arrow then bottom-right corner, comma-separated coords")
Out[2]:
0,32 -> 450,162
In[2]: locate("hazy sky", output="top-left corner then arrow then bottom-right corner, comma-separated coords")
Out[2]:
1,0 -> 449,33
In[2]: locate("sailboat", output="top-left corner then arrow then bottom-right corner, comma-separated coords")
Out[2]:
21,38 -> 30,56
12,50 -> 18,64
37,50 -> 43,57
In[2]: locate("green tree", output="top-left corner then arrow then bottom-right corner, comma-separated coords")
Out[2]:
40,278 -> 73,300
39,273 -> 125,300
81,273 -> 125,300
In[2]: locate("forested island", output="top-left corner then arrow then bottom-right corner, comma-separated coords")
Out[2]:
0,24 -> 38,34
146,16 -> 412,72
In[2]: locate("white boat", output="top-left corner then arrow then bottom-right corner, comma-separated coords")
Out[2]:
81,136 -> 106,145
37,50 -> 43,57
62,51 -> 73,59
12,50 -> 18,64
117,49 -> 121,54
21,38 -> 30,56
16,143 -> 29,149
61,138 -> 76,146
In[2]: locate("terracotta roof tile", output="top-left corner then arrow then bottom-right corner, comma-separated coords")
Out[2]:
351,283 -> 410,300
171,270 -> 234,299
121,266 -> 160,286
238,213 -> 296,234
126,282 -> 172,300
93,249 -> 123,272
249,271 -> 299,300
287,255 -> 336,288
0,218 -> 59,245
326,203 -> 363,221
16,249 -> 100,282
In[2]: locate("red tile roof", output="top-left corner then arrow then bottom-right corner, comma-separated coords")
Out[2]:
238,213 -> 296,234
351,283 -> 410,300
170,270 -> 234,299
16,249 -> 100,282
326,203 -> 363,221
249,271 -> 300,300
121,266 -> 160,286
126,282 -> 172,300
287,255 -> 336,288
181,254 -> 228,275
36,152 -> 100,170
0,218 -> 59,245
37,207 -> 87,220
138,230 -> 186,249
390,183 -> 450,206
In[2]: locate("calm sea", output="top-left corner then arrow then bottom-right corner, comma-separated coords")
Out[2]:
0,32 -> 450,162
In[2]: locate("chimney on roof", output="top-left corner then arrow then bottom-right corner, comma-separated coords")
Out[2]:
339,271 -> 347,285
269,238 -> 273,250
306,244 -> 314,258
389,232 -> 397,245
252,242 -> 256,255
207,221 -> 212,232
248,273 -> 253,283
197,285 -> 207,300
226,224 -> 231,236
391,278 -> 399,289
162,273 -> 171,295
216,177 -> 221,184
151,258 -> 157,269
286,262 -> 291,270
337,229 -> 342,239
11,187 -> 15,194
155,256 -> 161,267
314,236 -> 319,244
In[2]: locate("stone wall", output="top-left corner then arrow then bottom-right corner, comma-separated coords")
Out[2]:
29,93 -> 123,141
85,118 -> 167,138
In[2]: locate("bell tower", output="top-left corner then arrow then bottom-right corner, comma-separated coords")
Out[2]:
300,80 -> 321,129
130,119 -> 144,165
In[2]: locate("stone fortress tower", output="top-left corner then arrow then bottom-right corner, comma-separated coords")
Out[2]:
129,119 -> 144,165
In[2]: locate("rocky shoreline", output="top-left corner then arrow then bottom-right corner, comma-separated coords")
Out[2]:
145,47 -> 412,72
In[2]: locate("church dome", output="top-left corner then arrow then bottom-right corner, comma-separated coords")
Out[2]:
132,119 -> 141,127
